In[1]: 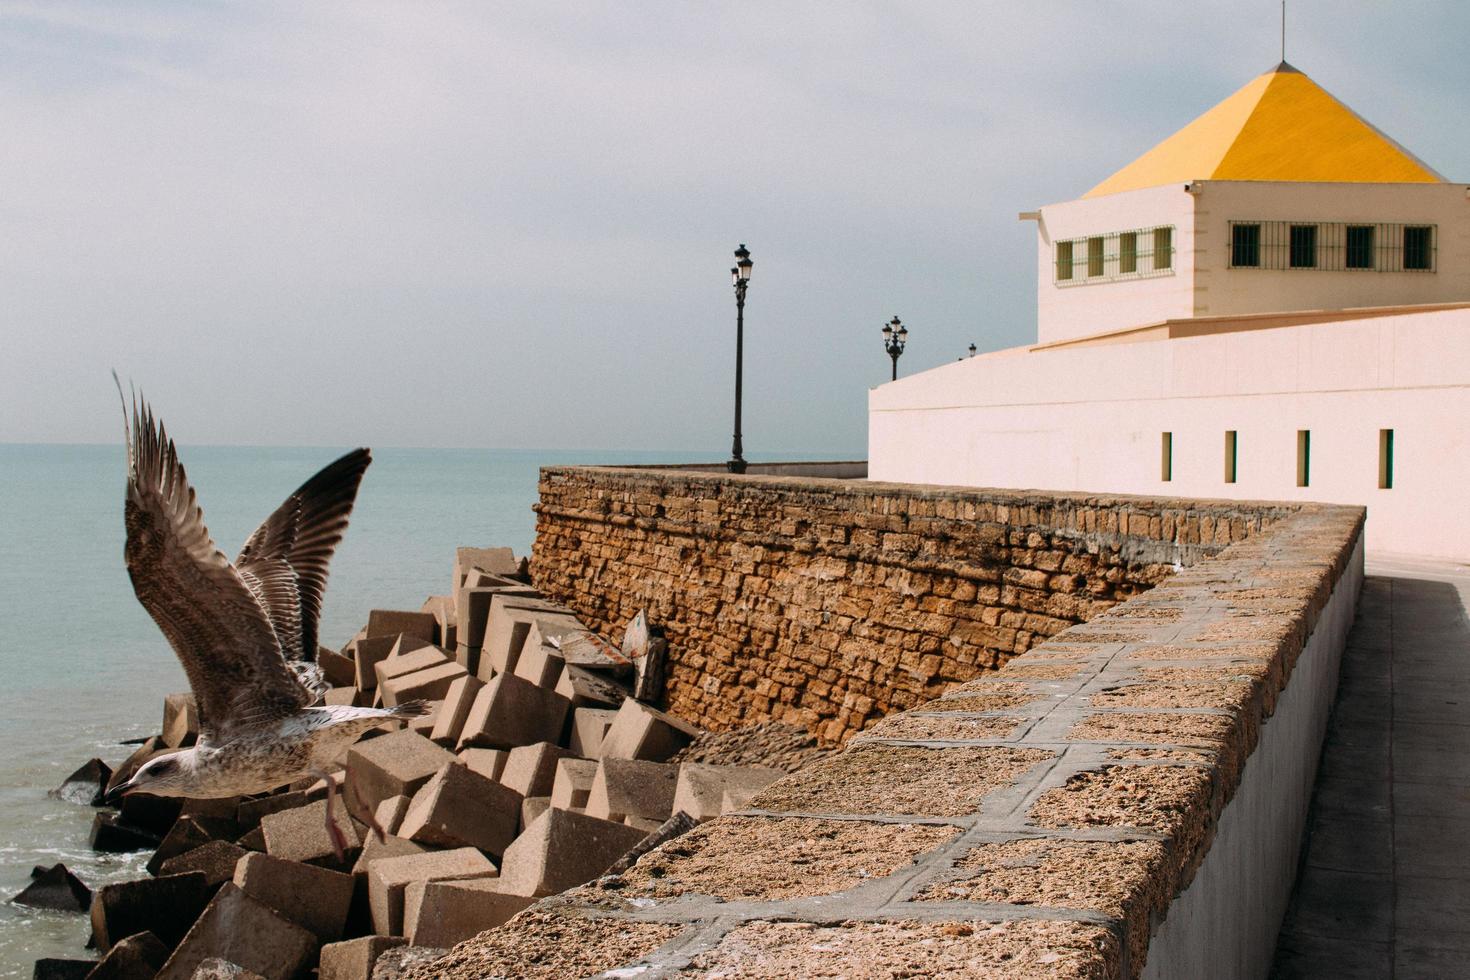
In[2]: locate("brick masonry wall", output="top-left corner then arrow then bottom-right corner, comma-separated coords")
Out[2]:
531,467 -> 1291,744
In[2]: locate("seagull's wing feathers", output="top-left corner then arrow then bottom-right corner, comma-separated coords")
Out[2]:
236,448 -> 371,664
121,396 -> 311,740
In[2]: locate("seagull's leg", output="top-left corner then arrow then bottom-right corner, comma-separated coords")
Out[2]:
343,761 -> 387,844
308,767 -> 349,863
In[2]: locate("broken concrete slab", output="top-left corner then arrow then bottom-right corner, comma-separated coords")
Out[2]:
162,693 -> 199,749
456,672 -> 570,751
90,872 -> 212,951
86,929 -> 169,980
403,878 -> 535,949
555,664 -> 630,711
259,801 -> 363,868
557,630 -> 634,676
568,707 -> 618,758
585,759 -> 680,824
233,851 -> 355,944
154,884 -> 317,980
11,863 -> 91,911
365,610 -> 436,642
549,758 -> 599,811
346,730 -> 456,811
367,848 -> 497,937
317,935 -> 406,980
50,758 -> 112,807
397,763 -> 521,856
597,699 -> 699,762
159,841 -> 249,887
499,742 -> 572,799
428,675 -> 483,747
457,747 -> 508,783
497,808 -> 646,898
379,662 -> 466,708
673,764 -> 784,822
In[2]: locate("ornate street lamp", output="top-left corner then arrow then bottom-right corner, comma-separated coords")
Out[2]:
727,244 -> 754,474
968,343 -> 977,358
881,315 -> 908,381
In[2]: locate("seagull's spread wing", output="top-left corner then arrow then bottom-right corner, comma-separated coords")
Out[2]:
121,396 -> 311,740
235,447 -> 371,664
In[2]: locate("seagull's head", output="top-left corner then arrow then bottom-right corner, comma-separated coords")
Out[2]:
104,751 -> 196,804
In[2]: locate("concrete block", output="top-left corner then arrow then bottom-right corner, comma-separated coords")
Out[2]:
673,764 -> 784,821
236,827 -> 266,852
520,796 -> 550,832
428,675 -> 483,746
555,665 -> 631,711
374,647 -> 449,686
369,946 -> 449,978
351,834 -> 426,879
406,705 -> 439,739
324,687 -> 363,707
598,699 -> 699,762
397,762 -> 521,856
90,813 -> 162,853
497,808 -> 646,898
346,730 -> 456,811
403,878 -> 535,948
374,795 -> 410,836
457,748 -> 508,783
454,546 -> 521,588
155,884 -> 317,980
50,757 -> 112,807
162,693 -> 199,748
550,758 -> 598,811
367,848 -> 496,937
237,792 -> 309,830
259,801 -> 363,867
148,816 -> 238,875
456,672 -> 570,751
481,596 -> 575,679
499,742 -> 572,798
188,958 -> 268,979
31,960 -> 95,980
365,610 -> 436,642
159,841 -> 249,886
585,759 -> 680,823
455,585 -> 541,657
624,815 -> 662,832
91,872 -> 212,951
568,707 -> 618,757
351,636 -> 401,691
319,647 -> 357,688
419,595 -> 456,649
11,863 -> 91,912
87,929 -> 169,979
233,851 -> 355,943
512,615 -> 585,688
317,936 -> 405,980
380,662 -> 466,708
557,630 -> 634,675
119,792 -> 184,837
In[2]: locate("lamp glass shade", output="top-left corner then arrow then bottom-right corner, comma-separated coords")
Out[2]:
881,323 -> 893,337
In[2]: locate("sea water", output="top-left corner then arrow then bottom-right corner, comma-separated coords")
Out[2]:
0,443 -> 778,976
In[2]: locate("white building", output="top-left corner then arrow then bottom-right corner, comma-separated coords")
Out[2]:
869,62 -> 1470,560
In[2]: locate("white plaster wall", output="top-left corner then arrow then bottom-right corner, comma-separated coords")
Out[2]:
869,307 -> 1470,560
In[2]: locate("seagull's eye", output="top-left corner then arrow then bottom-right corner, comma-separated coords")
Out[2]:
150,759 -> 178,777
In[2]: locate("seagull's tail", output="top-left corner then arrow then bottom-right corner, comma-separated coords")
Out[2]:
388,699 -> 434,720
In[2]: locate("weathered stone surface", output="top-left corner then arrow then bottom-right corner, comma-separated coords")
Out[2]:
346,730 -> 455,811
155,884 -> 317,980
259,800 -> 363,867
499,742 -> 571,799
672,763 -> 783,821
91,872 -> 212,951
148,817 -> 238,875
456,672 -> 570,751
318,935 -> 405,980
187,958 -> 267,979
367,848 -> 496,937
397,763 -> 520,856
403,878 -> 535,948
549,758 -> 598,811
427,675 -> 483,746
496,807 -> 646,898
351,835 -> 426,879
235,792 -> 309,830
567,707 -> 617,757
597,699 -> 698,762
456,747 -> 508,782
368,945 -> 447,980
159,841 -> 249,887
12,863 -> 91,912
554,665 -> 629,711
585,758 -> 680,823
365,610 -> 437,642
520,796 -> 550,832
233,851 -> 355,943
89,814 -> 162,854
162,694 -> 199,749
50,758 -> 112,806
86,929 -> 169,980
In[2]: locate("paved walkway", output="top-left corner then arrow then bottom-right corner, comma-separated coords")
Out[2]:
1273,555 -> 1470,978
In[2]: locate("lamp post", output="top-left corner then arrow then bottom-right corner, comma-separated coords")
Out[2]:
727,244 -> 753,474
881,315 -> 908,381
968,343 -> 977,358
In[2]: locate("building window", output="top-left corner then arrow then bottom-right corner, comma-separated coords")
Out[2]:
1087,236 -> 1105,277
1346,225 -> 1375,269
1056,241 -> 1074,281
1154,227 -> 1173,270
1119,232 -> 1138,274
1379,429 -> 1394,489
1231,224 -> 1261,267
1224,430 -> 1238,484
1161,432 -> 1173,482
1404,226 -> 1434,271
1296,430 -> 1311,487
1290,225 -> 1317,268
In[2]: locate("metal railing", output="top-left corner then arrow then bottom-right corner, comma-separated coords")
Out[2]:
1054,225 -> 1175,286
1227,220 -> 1436,272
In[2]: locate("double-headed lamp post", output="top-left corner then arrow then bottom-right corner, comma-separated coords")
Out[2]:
727,244 -> 754,474
881,315 -> 908,381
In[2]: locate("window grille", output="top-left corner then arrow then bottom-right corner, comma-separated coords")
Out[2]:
1227,221 -> 1436,272
1053,225 -> 1177,286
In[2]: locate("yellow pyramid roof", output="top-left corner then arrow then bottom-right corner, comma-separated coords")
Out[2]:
1085,63 -> 1444,198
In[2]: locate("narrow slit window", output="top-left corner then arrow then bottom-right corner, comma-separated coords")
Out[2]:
1087,236 -> 1105,277
1119,232 -> 1138,274
1153,226 -> 1173,270
1379,429 -> 1394,489
1296,430 -> 1310,487
1224,430 -> 1238,484
1161,432 -> 1173,482
1056,241 -> 1074,281
1346,225 -> 1375,269
1404,226 -> 1433,271
1290,225 -> 1317,268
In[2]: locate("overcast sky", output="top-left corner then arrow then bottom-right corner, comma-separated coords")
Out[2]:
2,2 -> 1465,456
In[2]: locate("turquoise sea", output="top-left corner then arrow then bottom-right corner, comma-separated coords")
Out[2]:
0,443 -> 796,976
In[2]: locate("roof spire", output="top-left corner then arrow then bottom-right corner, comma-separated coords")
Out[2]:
1281,0 -> 1286,64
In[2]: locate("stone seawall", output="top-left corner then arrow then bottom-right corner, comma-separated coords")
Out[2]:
532,467 -> 1290,744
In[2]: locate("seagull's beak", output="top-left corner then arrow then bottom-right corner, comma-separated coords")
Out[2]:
102,778 -> 135,807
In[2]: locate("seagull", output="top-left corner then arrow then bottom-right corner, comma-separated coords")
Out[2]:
104,387 -> 427,858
